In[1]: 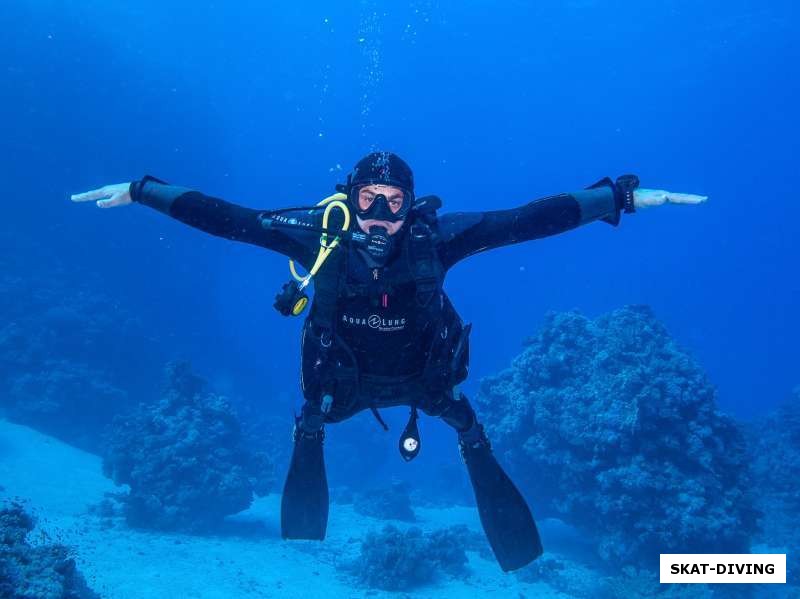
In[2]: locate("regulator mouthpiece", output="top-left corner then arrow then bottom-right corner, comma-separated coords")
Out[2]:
366,225 -> 392,262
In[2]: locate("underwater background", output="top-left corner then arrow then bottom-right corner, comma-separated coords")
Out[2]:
1,0 -> 798,597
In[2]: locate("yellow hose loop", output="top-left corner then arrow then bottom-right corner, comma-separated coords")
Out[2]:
320,198 -> 350,250
289,261 -> 307,282
317,192 -> 347,206
288,193 -> 350,283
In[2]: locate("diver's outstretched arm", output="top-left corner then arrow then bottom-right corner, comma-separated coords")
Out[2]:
71,178 -> 319,266
436,176 -> 707,269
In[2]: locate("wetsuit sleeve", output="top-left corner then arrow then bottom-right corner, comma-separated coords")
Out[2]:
436,178 -> 623,270
130,177 -> 319,268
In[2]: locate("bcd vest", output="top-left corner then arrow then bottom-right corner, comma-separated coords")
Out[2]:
300,220 -> 470,403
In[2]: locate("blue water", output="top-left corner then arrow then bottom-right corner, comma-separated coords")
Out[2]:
5,0 -> 798,417
1,0 -> 798,596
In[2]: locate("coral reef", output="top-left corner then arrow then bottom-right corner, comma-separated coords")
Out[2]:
748,385 -> 800,588
517,556 -> 720,598
0,501 -> 99,599
102,362 -> 273,531
230,404 -> 287,497
0,257 -> 160,451
351,524 -> 470,591
475,305 -> 757,565
353,480 -> 416,522
516,553 -> 601,598
6,360 -> 128,451
602,565 -> 716,598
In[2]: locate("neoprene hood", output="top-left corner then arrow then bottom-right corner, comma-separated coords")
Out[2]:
337,151 -> 415,218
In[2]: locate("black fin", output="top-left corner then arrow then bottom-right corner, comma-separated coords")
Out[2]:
461,438 -> 543,571
281,428 -> 329,540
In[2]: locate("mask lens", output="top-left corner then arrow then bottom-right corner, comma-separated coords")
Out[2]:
385,193 -> 404,214
356,187 -> 375,212
355,187 -> 408,220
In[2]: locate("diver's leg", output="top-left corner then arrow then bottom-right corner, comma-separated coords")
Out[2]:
425,390 -> 544,571
280,400 -> 329,540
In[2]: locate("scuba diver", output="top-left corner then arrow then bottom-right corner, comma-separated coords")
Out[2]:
71,151 -> 706,571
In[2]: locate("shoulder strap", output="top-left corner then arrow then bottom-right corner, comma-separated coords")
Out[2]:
407,221 -> 444,307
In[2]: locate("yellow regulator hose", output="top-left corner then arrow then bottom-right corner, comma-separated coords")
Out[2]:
288,192 -> 350,294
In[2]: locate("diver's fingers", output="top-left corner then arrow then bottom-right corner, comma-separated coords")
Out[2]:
72,182 -> 132,207
96,191 -> 132,209
633,188 -> 668,208
71,187 -> 112,202
665,192 -> 708,204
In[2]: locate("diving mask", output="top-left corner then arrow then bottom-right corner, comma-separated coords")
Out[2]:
352,186 -> 411,223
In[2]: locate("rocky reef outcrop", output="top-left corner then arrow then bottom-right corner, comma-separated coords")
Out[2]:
476,305 -> 757,565
0,501 -> 99,599
748,385 -> 800,587
102,362 -> 273,531
352,524 -> 471,591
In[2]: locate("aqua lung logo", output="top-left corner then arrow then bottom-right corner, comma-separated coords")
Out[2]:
341,313 -> 406,332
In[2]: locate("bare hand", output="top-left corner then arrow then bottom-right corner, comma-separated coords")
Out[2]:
71,183 -> 132,208
634,188 -> 708,208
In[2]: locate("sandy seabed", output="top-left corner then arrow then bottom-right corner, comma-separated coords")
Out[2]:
0,419 -> 567,598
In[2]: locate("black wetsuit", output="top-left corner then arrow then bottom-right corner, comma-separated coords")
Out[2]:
130,178 -> 624,433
